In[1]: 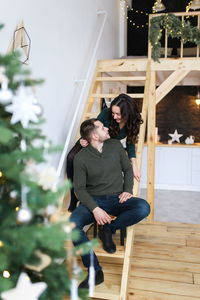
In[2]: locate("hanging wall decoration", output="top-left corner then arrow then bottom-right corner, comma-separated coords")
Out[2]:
149,13 -> 200,62
7,20 -> 31,64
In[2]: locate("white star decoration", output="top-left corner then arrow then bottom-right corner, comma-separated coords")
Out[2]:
5,86 -> 41,128
168,129 -> 183,143
37,166 -> 59,192
1,272 -> 47,300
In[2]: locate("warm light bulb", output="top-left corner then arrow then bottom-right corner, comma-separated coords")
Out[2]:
152,0 -> 166,12
189,0 -> 200,10
0,171 -> 2,177
15,206 -> 19,211
3,271 -> 10,278
196,98 -> 200,105
0,240 -> 3,247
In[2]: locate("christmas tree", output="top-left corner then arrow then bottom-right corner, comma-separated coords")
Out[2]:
0,23 -> 94,300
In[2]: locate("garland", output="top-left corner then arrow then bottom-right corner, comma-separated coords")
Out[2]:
149,13 -> 200,62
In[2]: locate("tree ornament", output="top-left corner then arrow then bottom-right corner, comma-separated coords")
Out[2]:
16,185 -> 32,223
16,206 -> 32,223
54,258 -> 65,264
25,250 -> 52,272
168,129 -> 183,143
46,204 -> 57,216
0,81 -> 13,104
24,160 -> 38,181
89,250 -> 95,297
5,86 -> 42,128
70,259 -> 79,300
1,272 -> 47,300
10,190 -> 18,198
37,166 -> 59,192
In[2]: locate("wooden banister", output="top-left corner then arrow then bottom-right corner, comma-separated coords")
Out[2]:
148,11 -> 200,60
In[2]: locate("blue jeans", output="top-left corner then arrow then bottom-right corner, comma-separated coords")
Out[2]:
70,195 -> 150,271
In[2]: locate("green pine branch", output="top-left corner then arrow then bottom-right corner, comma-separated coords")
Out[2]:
149,13 -> 200,62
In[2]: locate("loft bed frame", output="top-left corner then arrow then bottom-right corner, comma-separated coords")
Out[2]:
67,11 -> 200,300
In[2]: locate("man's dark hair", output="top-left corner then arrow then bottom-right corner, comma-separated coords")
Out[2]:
80,118 -> 98,142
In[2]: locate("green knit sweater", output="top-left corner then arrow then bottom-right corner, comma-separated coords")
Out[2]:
73,139 -> 133,211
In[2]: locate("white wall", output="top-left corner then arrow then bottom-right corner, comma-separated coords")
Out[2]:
0,0 -> 120,167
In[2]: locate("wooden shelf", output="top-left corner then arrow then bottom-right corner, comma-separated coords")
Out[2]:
143,142 -> 200,148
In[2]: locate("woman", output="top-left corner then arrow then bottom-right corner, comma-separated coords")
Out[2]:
66,93 -> 143,212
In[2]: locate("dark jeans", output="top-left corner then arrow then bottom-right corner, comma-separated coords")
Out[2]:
70,195 -> 150,271
66,143 -> 82,212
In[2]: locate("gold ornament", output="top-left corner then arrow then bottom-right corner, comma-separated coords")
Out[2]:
25,250 -> 51,272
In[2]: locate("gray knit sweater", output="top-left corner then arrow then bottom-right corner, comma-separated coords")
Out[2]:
73,139 -> 133,211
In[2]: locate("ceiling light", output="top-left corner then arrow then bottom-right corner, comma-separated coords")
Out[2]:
196,89 -> 200,105
152,0 -> 166,13
190,0 -> 200,10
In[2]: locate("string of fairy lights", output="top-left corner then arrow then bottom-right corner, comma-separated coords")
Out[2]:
120,0 -> 149,29
120,0 -> 200,30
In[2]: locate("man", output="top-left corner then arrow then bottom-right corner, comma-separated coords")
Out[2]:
70,118 -> 150,289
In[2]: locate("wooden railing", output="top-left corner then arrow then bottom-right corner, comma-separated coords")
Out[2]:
148,11 -> 200,59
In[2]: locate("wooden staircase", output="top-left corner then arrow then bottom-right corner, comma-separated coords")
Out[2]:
74,55 -> 200,299
66,11 -> 200,299
75,58 -> 152,299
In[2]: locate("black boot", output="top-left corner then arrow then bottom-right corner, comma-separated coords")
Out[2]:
98,225 -> 116,253
79,269 -> 104,289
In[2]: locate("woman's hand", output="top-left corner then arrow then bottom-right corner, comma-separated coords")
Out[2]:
131,158 -> 141,182
80,139 -> 89,147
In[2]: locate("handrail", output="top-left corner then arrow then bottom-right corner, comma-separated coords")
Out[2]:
148,11 -> 200,60
56,10 -> 108,178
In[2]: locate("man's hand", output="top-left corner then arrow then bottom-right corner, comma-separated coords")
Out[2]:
80,139 -> 89,147
119,192 -> 133,203
93,207 -> 111,225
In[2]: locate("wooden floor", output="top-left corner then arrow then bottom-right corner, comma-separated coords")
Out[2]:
92,220 -> 200,300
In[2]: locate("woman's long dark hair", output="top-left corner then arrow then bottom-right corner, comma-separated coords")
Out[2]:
109,94 -> 143,143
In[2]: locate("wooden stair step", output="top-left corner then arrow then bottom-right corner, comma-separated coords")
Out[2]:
95,76 -> 146,82
132,257 -> 200,274
94,244 -> 125,260
128,289 -> 199,300
91,93 -> 144,98
129,277 -> 200,298
92,272 -> 121,299
133,243 -> 200,264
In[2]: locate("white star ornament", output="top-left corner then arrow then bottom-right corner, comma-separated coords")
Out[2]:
5,87 -> 41,128
168,129 -> 183,143
1,272 -> 47,300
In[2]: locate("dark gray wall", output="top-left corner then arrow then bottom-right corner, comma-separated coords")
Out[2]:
127,86 -> 200,143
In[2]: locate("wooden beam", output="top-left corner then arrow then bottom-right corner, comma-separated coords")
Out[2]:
147,70 -> 156,220
151,58 -> 200,71
120,60 -> 152,300
119,226 -> 135,300
133,60 -> 151,196
98,58 -> 200,73
156,70 -> 190,104
91,93 -> 144,98
96,76 -> 146,81
98,59 -> 148,72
